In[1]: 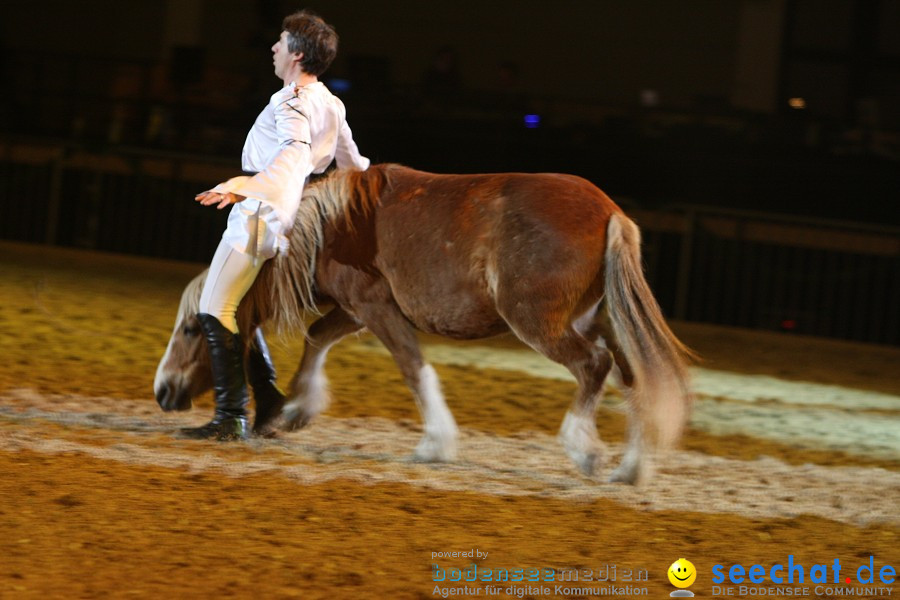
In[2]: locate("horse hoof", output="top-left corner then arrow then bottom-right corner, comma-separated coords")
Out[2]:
608,461 -> 647,485
576,452 -> 602,476
252,410 -> 284,437
280,406 -> 313,431
252,425 -> 281,439
607,469 -> 637,485
561,445 -> 604,477
252,395 -> 285,435
413,437 -> 457,462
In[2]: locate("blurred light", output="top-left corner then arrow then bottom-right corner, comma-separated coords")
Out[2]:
640,89 -> 659,107
781,319 -> 797,330
326,78 -> 352,93
524,114 -> 541,128
788,97 -> 806,109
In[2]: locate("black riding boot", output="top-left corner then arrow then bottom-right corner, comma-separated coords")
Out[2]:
180,313 -> 249,441
246,327 -> 285,435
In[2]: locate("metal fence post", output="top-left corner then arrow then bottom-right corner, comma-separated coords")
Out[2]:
674,210 -> 696,321
44,156 -> 64,245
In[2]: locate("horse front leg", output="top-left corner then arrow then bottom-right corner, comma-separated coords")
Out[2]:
282,307 -> 363,430
356,301 -> 458,462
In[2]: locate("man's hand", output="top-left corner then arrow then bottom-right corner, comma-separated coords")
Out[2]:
195,191 -> 246,209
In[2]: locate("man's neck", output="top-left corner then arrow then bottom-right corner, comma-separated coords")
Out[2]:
283,68 -> 317,88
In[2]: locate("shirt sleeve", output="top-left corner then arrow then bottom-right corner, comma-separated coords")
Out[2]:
230,94 -> 313,227
335,120 -> 370,171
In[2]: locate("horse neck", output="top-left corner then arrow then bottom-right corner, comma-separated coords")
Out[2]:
234,166 -> 388,337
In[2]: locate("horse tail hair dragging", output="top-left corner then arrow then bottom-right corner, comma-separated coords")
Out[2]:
603,212 -> 695,449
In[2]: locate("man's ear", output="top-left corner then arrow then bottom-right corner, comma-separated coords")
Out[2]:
293,51 -> 304,65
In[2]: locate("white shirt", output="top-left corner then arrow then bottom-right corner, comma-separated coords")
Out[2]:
212,81 -> 369,258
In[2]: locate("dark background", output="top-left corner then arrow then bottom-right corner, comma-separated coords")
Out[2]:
2,0 -> 899,224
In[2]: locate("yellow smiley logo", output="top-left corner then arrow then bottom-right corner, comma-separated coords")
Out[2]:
668,558 -> 697,588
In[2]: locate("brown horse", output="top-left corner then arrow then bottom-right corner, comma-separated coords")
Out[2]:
154,164 -> 693,484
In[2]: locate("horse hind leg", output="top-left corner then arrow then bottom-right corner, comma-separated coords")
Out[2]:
608,404 -> 650,484
282,307 -> 364,430
581,304 -> 647,484
511,311 -> 614,476
354,301 -> 458,462
560,342 -> 615,477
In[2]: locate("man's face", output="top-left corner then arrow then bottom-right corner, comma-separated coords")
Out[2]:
272,31 -> 301,79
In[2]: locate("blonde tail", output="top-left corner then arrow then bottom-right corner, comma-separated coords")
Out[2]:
604,213 -> 694,449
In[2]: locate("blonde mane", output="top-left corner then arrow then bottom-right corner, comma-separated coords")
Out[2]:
244,165 -> 391,335
176,270 -> 206,326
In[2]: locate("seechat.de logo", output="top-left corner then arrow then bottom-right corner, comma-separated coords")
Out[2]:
711,555 -> 896,586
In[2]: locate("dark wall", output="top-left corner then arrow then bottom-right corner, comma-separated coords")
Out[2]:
3,0 -> 743,109
2,0 -> 165,61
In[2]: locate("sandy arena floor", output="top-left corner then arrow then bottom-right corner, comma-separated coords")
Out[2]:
0,241 -> 898,599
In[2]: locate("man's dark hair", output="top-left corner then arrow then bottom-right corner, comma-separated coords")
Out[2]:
282,10 -> 338,76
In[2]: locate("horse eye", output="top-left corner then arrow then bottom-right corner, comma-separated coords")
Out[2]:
182,325 -> 200,337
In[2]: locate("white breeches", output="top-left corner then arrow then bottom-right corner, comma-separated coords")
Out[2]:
198,240 -> 264,333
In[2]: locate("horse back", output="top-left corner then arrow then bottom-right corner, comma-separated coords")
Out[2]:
375,166 -> 620,243
375,165 -> 621,269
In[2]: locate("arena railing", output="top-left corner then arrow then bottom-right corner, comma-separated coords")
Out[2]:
632,205 -> 899,345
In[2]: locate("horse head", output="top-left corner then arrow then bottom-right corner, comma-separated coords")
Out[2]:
154,272 -> 213,412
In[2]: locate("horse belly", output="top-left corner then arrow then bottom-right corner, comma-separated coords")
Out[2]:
393,284 -> 509,339
373,188 -> 510,339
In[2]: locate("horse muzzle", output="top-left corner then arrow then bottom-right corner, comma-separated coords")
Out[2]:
155,380 -> 193,412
